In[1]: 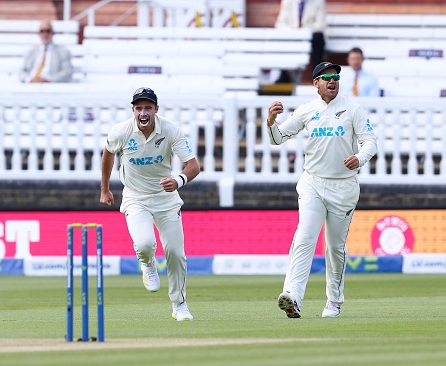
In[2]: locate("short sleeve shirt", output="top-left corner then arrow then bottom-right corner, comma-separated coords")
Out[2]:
105,115 -> 195,194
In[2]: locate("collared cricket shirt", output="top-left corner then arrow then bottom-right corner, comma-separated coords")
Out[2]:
268,95 -> 377,178
105,115 -> 195,194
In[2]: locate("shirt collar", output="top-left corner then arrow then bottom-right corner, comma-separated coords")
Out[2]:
317,93 -> 340,106
40,43 -> 53,52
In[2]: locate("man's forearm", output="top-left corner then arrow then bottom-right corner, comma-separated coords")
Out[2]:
101,149 -> 115,191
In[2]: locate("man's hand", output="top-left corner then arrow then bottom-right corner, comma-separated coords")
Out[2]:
344,155 -> 359,170
160,177 -> 178,192
267,101 -> 284,126
30,76 -> 49,83
100,190 -> 114,206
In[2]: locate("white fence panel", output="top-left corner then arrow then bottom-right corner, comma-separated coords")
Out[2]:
1,93 -> 446,205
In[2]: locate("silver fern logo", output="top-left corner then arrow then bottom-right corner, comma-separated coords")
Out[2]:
154,137 -> 165,148
335,110 -> 346,119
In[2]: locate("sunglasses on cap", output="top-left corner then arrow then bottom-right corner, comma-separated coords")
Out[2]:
39,29 -> 53,34
315,73 -> 340,81
133,87 -> 155,95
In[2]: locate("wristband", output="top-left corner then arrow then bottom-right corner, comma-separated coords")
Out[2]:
173,173 -> 188,189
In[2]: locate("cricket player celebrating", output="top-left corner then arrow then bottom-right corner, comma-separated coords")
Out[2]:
267,62 -> 377,318
100,87 -> 200,321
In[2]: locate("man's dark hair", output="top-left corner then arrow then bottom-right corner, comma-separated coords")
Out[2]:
349,47 -> 364,56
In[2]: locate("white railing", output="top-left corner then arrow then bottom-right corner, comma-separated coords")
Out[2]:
1,93 -> 446,206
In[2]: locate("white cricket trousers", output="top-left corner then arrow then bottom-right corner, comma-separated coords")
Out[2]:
283,170 -> 360,308
120,188 -> 187,304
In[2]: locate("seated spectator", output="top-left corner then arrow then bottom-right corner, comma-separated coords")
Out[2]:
19,20 -> 73,83
340,47 -> 380,97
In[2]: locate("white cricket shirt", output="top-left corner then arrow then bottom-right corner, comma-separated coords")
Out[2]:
105,115 -> 195,194
268,94 -> 377,178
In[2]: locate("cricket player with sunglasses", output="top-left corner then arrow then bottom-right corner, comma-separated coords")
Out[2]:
267,62 -> 377,318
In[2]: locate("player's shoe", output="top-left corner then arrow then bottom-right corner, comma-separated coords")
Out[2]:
278,291 -> 301,318
172,302 -> 194,321
322,301 -> 341,318
141,258 -> 160,292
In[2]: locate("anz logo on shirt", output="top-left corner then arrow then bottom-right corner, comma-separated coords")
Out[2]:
366,119 -> 374,131
128,138 -> 138,151
129,155 -> 164,165
311,112 -> 321,121
310,126 -> 345,138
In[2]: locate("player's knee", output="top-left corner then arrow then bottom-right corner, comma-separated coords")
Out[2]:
325,241 -> 346,255
164,246 -> 185,261
293,233 -> 318,249
133,238 -> 157,260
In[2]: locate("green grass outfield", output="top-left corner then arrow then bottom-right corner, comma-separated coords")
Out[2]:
1,274 -> 445,365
